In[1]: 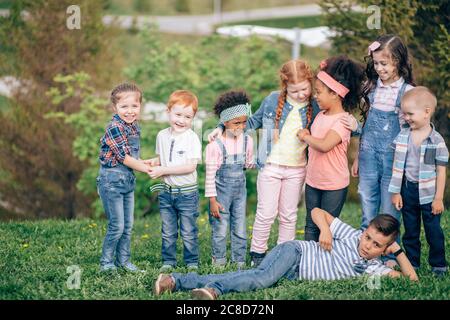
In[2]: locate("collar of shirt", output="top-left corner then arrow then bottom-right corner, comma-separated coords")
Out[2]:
112,113 -> 137,127
377,76 -> 405,89
286,96 -> 308,110
402,123 -> 441,145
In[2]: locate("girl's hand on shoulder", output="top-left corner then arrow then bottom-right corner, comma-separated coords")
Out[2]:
297,128 -> 310,142
340,114 -> 358,131
208,127 -> 223,143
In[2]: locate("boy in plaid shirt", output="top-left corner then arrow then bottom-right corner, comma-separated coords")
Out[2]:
389,86 -> 448,277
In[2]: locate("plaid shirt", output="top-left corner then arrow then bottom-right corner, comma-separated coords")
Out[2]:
388,125 -> 449,204
99,114 -> 140,167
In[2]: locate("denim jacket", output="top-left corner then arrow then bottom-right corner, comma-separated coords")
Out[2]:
220,91 -> 360,169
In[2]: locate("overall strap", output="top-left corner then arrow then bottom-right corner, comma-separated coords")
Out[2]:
368,85 -> 377,108
395,82 -> 409,110
242,134 -> 248,164
215,138 -> 228,163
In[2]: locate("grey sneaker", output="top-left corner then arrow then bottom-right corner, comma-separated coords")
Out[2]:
160,264 -> 174,273
191,288 -> 218,300
121,262 -> 145,273
100,263 -> 117,272
187,264 -> 199,271
154,274 -> 175,296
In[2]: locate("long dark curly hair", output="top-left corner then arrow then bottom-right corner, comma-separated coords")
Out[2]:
361,34 -> 415,121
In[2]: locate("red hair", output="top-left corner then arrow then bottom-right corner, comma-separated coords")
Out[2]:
167,90 -> 198,114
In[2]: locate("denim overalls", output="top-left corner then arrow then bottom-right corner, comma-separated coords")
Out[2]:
209,135 -> 249,266
97,133 -> 139,268
358,82 -> 408,229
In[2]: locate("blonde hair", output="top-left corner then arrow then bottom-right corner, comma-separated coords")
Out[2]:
402,86 -> 437,113
274,60 -> 314,141
167,90 -> 199,114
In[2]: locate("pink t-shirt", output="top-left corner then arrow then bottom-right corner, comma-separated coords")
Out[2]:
306,111 -> 351,190
205,134 -> 254,197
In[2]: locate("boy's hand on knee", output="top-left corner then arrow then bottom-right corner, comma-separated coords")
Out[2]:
392,193 -> 403,210
431,198 -> 444,215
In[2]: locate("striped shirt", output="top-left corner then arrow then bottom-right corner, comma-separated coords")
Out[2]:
388,125 -> 449,204
99,114 -> 140,167
296,218 -> 392,281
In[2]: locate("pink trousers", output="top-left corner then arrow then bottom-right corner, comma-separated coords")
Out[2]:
250,163 -> 306,254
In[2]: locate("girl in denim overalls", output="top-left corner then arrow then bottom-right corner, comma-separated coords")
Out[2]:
352,35 -> 415,250
205,90 -> 254,268
97,83 -> 150,272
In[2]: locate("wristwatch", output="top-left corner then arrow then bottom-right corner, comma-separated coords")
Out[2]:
393,248 -> 404,257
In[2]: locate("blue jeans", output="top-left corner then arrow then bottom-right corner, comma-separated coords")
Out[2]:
159,190 -> 200,266
401,179 -> 447,269
97,166 -> 136,267
172,241 -> 302,296
304,184 -> 348,241
358,108 -> 401,229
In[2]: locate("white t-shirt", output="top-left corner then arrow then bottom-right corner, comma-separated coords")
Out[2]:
156,127 -> 202,186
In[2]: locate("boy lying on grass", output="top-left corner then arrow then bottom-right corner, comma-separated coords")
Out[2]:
154,208 -> 418,300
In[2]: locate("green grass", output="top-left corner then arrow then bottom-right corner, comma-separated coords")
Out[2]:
219,15 -> 323,29
106,0 -> 318,15
1,202 -> 448,300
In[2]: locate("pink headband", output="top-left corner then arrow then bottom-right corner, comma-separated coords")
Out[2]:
317,71 -> 349,98
367,41 -> 381,55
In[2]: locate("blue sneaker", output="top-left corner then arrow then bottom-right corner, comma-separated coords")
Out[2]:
432,267 -> 447,278
100,263 -> 117,272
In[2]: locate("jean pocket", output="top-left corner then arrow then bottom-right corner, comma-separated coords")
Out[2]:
105,171 -> 125,188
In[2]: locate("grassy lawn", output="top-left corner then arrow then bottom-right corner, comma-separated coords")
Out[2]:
1,202 -> 448,300
219,15 -> 323,29
106,0 -> 318,15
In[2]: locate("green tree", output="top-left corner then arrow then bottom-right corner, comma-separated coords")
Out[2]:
0,0 -> 114,219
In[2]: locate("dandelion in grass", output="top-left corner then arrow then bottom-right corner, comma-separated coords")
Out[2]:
141,234 -> 150,240
21,243 -> 29,249
296,230 -> 305,235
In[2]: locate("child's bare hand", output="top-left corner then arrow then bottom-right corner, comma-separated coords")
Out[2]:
148,166 -> 166,179
351,158 -> 359,177
319,229 -> 333,252
432,199 -> 444,215
340,114 -> 358,131
383,241 -> 401,256
143,158 -> 159,167
297,129 -> 310,141
392,193 -> 403,211
209,198 -> 224,219
208,127 -> 223,143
